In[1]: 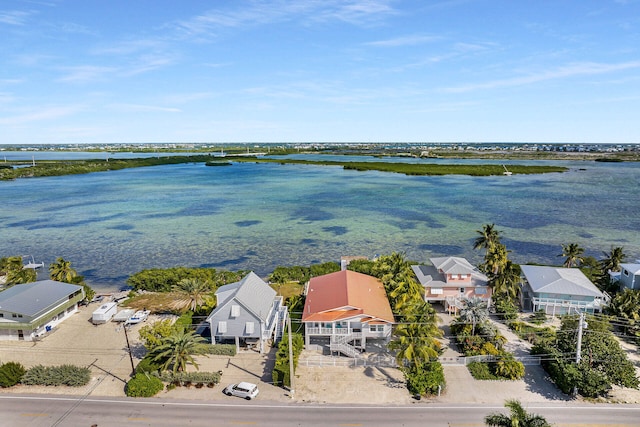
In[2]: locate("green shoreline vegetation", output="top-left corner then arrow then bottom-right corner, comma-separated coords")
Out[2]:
1,154 -> 566,180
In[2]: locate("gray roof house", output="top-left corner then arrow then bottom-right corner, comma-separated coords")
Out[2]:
618,263 -> 640,290
412,257 -> 490,314
206,272 -> 287,353
0,280 -> 84,341
520,265 -> 607,315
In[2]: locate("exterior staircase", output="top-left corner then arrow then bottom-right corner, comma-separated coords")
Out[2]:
274,307 -> 288,342
329,332 -> 362,358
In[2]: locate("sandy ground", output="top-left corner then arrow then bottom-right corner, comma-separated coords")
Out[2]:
1,305 -> 640,405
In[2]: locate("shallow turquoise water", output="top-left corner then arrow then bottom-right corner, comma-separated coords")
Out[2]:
2,156 -> 639,291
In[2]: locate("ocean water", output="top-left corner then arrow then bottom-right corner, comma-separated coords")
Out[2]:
1,155 -> 639,291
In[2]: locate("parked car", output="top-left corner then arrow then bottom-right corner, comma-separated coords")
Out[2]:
223,382 -> 259,400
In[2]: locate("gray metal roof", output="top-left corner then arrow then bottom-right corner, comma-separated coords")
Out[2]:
620,263 -> 640,275
412,257 -> 487,288
520,265 -> 603,297
213,272 -> 276,321
0,280 -> 83,317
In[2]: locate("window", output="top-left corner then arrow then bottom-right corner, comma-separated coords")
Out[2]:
231,304 -> 240,318
430,288 -> 443,295
218,321 -> 227,334
475,287 -> 487,295
623,269 -> 629,277
245,322 -> 255,334
459,287 -> 465,294
369,324 -> 384,332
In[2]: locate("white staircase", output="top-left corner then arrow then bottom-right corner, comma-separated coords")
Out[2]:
329,332 -> 362,358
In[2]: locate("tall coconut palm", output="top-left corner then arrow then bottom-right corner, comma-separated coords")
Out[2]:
474,223 -> 502,252
49,257 -> 77,283
490,260 -> 521,302
388,301 -> 442,369
485,399 -> 551,427
148,330 -> 209,373
558,243 -> 584,268
600,246 -> 626,273
482,243 -> 510,276
170,278 -> 212,312
458,298 -> 489,336
1,256 -> 36,286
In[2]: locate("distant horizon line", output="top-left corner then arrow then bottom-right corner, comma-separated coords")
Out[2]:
1,141 -> 638,146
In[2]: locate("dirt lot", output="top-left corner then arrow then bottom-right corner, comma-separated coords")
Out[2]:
1,305 -> 639,405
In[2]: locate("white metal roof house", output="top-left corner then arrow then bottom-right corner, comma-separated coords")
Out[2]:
618,263 -> 640,290
412,256 -> 490,314
519,265 -> 607,316
206,272 -> 287,353
0,280 -> 84,341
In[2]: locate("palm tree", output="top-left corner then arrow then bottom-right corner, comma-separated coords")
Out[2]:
170,278 -> 212,312
485,399 -> 551,427
558,243 -> 584,268
388,301 -> 442,369
490,260 -> 521,302
482,243 -> 510,276
609,289 -> 640,327
458,298 -> 489,336
474,223 -> 502,252
49,257 -> 77,283
148,330 -> 209,373
1,256 -> 36,286
600,246 -> 626,273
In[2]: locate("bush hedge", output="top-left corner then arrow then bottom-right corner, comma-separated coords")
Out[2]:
154,370 -> 221,386
21,364 -> 91,387
125,373 -> 164,397
206,344 -> 237,356
0,362 -> 26,387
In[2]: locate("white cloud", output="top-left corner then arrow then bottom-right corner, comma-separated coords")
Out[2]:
441,60 -> 640,93
56,65 -> 116,83
365,35 -> 440,47
107,103 -> 181,113
0,9 -> 34,26
0,105 -> 80,125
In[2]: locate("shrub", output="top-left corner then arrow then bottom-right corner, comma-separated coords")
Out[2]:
493,354 -> 525,380
206,344 -> 237,356
154,370 -> 221,386
272,333 -> 304,387
0,362 -> 26,387
125,373 -> 164,397
21,364 -> 91,387
467,362 -> 498,380
530,309 -> 547,325
404,362 -> 445,396
135,356 -> 163,375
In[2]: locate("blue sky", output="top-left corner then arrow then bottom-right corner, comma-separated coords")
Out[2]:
1,0 -> 639,144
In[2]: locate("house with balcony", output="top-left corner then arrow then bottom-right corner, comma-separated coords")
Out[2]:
302,270 -> 394,358
0,280 -> 84,341
520,265 -> 608,315
411,257 -> 490,314
206,272 -> 287,353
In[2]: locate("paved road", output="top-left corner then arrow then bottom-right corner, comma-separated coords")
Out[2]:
1,395 -> 639,427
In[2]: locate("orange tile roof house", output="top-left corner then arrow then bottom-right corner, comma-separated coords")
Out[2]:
302,270 -> 394,358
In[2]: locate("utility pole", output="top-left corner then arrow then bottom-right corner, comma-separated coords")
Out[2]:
573,311 -> 587,396
576,311 -> 586,364
123,325 -> 136,376
287,314 -> 295,399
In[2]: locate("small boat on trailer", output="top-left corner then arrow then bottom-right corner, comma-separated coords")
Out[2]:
125,310 -> 150,325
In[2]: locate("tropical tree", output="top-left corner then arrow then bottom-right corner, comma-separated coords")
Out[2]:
147,330 -> 209,373
600,246 -> 626,274
170,278 -> 213,312
388,300 -> 442,369
608,289 -> 640,330
482,243 -> 510,276
474,223 -> 502,252
49,257 -> 77,282
490,260 -> 521,302
458,298 -> 489,336
558,243 -> 584,268
1,256 -> 37,286
485,399 -> 552,427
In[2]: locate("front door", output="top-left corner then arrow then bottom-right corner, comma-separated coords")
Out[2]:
18,330 -> 24,340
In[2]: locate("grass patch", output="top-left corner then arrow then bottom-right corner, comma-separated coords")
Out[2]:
124,292 -> 200,314
232,157 -> 567,176
271,281 -> 304,300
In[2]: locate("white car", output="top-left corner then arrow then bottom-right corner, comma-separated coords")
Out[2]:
223,382 -> 259,400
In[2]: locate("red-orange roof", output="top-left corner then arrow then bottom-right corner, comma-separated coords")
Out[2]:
302,270 -> 394,323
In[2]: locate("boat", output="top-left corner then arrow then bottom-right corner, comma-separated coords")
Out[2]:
22,255 -> 45,269
125,309 -> 150,325
502,165 -> 512,176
